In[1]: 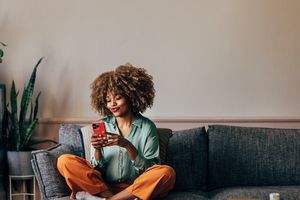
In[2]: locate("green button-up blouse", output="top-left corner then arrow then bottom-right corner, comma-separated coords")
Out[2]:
90,113 -> 160,184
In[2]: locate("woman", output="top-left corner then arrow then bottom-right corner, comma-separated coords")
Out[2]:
57,64 -> 176,200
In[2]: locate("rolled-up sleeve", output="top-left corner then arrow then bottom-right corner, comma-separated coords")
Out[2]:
90,146 -> 106,170
90,156 -> 106,170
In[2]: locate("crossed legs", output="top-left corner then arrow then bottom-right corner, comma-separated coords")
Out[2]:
57,154 -> 175,200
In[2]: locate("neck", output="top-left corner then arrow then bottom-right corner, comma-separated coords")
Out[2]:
115,111 -> 134,128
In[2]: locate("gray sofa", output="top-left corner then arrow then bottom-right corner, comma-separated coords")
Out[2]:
31,124 -> 300,200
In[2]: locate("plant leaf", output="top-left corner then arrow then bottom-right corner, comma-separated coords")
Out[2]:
33,92 -> 41,120
5,107 -> 13,149
1,104 -> 8,146
0,49 -> 3,57
19,57 -> 43,140
29,101 -> 33,123
10,81 -> 20,151
0,42 -> 7,46
20,118 -> 38,150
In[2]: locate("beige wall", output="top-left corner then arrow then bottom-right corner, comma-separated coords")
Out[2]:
1,0 -> 300,123
2,2 -> 300,199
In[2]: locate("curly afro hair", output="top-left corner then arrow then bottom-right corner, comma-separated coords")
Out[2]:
90,63 -> 155,116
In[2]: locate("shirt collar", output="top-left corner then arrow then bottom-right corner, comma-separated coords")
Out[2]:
107,113 -> 142,128
132,113 -> 142,128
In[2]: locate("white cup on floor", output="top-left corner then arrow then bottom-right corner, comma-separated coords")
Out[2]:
269,193 -> 280,200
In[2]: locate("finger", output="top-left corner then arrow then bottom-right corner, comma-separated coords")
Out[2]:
102,142 -> 110,147
107,138 -> 119,144
91,137 -> 102,142
91,140 -> 100,144
91,143 -> 102,148
107,132 -> 116,135
92,133 -> 100,138
93,134 -> 107,139
91,139 -> 100,144
92,138 -> 107,145
108,138 -> 119,143
106,142 -> 116,147
92,142 -> 102,148
109,134 -> 119,139
94,144 -> 103,148
93,139 -> 108,147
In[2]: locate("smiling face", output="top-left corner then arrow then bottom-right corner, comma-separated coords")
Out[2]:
106,93 -> 132,117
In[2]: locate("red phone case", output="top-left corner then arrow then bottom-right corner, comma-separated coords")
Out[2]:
92,121 -> 107,138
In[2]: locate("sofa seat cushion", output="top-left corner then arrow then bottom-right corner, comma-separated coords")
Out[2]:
51,192 -> 209,200
209,186 -> 300,200
208,125 -> 300,189
166,127 -> 207,191
163,191 -> 209,200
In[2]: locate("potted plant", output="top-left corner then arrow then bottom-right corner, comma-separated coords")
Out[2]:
5,57 -> 43,175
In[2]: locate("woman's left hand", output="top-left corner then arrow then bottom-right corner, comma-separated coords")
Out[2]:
107,134 -> 131,148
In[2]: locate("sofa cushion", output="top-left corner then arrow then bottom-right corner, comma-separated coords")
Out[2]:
31,144 -> 74,200
59,124 -> 84,157
79,125 -> 93,160
166,127 -> 207,191
208,125 -> 300,189
164,191 -> 209,200
157,128 -> 173,164
209,186 -> 300,200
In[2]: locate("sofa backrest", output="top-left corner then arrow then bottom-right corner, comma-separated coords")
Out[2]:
207,125 -> 300,190
59,124 -> 209,192
59,124 -> 173,163
166,127 -> 208,191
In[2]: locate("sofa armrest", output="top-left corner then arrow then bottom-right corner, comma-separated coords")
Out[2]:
31,144 -> 74,200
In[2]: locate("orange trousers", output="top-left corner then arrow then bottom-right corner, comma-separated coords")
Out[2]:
57,154 -> 176,200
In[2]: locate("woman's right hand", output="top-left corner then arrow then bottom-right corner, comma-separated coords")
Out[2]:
91,133 -> 108,149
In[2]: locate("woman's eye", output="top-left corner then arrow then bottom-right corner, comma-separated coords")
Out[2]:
116,95 -> 122,100
106,99 -> 111,103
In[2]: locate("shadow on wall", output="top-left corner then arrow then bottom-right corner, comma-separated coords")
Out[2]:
30,62 -> 72,150
42,62 -> 72,117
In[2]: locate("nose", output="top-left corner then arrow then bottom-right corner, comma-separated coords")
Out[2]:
111,98 -> 117,106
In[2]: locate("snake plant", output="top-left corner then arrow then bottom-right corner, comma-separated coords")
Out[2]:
6,58 -> 43,151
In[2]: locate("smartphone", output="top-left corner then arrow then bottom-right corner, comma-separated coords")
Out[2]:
92,121 -> 108,138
